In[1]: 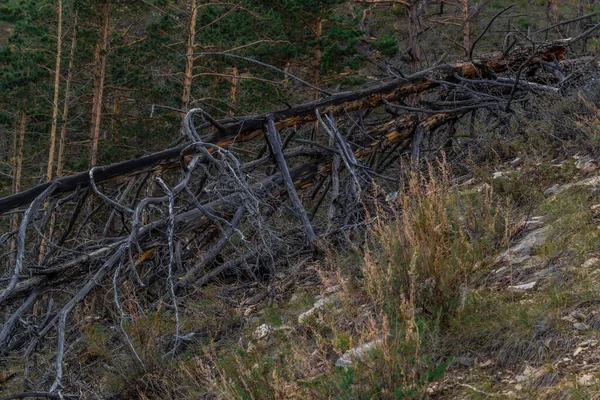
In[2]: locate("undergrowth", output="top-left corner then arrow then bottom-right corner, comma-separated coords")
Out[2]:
204,161 -> 512,399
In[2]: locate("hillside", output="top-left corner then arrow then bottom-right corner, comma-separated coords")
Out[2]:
2,1 -> 600,399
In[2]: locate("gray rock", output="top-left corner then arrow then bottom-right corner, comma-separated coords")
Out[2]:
298,308 -> 317,324
314,293 -> 340,309
494,220 -> 548,269
574,154 -> 596,173
299,293 -> 341,324
574,323 -> 590,331
545,176 -> 600,195
456,356 -> 474,367
534,265 -> 559,278
508,281 -> 537,291
579,374 -> 596,386
252,323 -> 272,340
582,258 -> 600,269
335,339 -> 383,367
515,374 -> 529,383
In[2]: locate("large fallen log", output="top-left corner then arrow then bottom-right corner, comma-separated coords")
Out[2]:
0,39 -> 571,214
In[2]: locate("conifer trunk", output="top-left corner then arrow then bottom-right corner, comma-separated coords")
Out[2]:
461,0 -> 470,56
57,13 -> 78,178
230,66 -> 239,113
313,16 -> 323,100
181,0 -> 198,116
14,109 -> 26,196
407,1 -> 423,72
46,0 -> 63,182
10,108 -> 27,259
89,4 -> 110,168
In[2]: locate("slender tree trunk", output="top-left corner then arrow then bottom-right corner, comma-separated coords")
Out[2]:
112,89 -> 120,132
57,13 -> 78,178
407,1 -> 427,105
230,66 -> 239,113
461,0 -> 470,56
46,0 -> 63,182
313,16 -> 323,100
9,108 -> 27,260
181,0 -> 198,117
310,15 -> 324,140
14,109 -> 26,196
407,3 -> 420,72
89,4 -> 110,168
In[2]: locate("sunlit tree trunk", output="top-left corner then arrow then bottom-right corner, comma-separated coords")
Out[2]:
46,0 -> 63,182
89,3 -> 110,168
13,109 -> 26,196
460,0 -> 470,55
181,0 -> 198,118
230,66 -> 239,113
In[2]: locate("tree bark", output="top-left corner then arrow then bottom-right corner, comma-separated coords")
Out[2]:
181,0 -> 198,117
57,13 -> 78,178
407,0 -> 426,72
313,15 -> 323,100
461,0 -> 470,55
265,116 -> 316,243
46,0 -> 63,182
89,3 -> 110,168
229,66 -> 239,112
9,108 -> 27,263
13,109 -> 26,196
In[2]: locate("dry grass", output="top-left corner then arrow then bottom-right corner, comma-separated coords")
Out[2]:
194,160 -> 511,399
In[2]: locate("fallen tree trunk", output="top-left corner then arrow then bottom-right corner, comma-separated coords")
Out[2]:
0,39 -> 571,214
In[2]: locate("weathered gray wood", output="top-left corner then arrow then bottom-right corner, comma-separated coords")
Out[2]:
265,116 -> 317,243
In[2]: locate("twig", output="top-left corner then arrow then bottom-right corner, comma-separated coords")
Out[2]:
460,383 -> 505,397
0,392 -> 79,400
42,247 -> 124,392
505,49 -> 536,112
111,253 -> 144,367
469,5 -> 514,60
89,167 -> 134,214
533,12 -> 596,36
315,110 -> 361,192
192,52 -> 331,96
328,154 -> 341,233
570,20 -> 600,44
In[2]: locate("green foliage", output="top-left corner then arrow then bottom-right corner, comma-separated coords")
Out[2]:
374,30 -> 399,57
